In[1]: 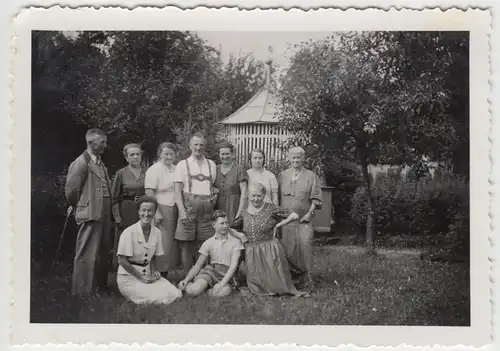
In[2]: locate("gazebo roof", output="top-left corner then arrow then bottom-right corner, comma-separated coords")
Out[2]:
219,61 -> 280,125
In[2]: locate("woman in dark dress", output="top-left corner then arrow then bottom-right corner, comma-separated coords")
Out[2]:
214,141 -> 248,225
231,182 -> 309,297
111,143 -> 146,263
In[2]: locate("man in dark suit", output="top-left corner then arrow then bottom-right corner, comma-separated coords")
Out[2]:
65,128 -> 112,296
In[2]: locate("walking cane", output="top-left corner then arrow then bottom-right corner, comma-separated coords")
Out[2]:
51,205 -> 73,270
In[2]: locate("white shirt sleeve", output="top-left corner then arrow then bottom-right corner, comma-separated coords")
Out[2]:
210,160 -> 217,183
144,163 -> 158,190
154,227 -> 164,256
174,160 -> 186,183
117,227 -> 134,257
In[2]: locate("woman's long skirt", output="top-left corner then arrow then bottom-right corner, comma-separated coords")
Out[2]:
244,238 -> 301,296
280,222 -> 314,279
155,204 -> 180,272
117,274 -> 182,305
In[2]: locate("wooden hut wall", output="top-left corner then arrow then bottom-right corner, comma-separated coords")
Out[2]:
224,124 -> 290,165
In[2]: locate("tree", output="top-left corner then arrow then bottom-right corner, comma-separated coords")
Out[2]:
63,31 -> 265,170
278,32 -> 464,253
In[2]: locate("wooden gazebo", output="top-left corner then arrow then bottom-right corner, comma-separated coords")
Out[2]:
219,60 -> 290,164
219,60 -> 334,233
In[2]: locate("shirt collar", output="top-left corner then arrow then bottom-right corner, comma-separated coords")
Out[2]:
87,149 -> 100,164
188,155 -> 206,163
135,221 -> 153,244
214,232 -> 228,241
292,166 -> 303,174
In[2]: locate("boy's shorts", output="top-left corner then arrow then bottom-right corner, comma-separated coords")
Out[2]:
194,263 -> 231,288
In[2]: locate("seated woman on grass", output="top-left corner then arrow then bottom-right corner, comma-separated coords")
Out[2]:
116,195 -> 183,305
177,210 -> 246,298
231,182 -> 309,297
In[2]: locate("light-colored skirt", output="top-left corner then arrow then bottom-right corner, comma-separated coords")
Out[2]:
117,274 -> 182,305
244,238 -> 300,296
155,204 -> 180,272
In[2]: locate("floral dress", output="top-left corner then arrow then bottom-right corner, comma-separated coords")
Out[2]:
232,203 -> 301,296
214,163 -> 248,225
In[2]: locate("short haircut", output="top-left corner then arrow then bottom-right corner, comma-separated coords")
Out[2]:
136,195 -> 158,211
248,182 -> 267,196
212,210 -> 228,222
190,132 -> 206,144
217,140 -> 234,153
85,128 -> 106,142
157,142 -> 177,158
249,148 -> 266,167
288,146 -> 306,157
123,143 -> 142,158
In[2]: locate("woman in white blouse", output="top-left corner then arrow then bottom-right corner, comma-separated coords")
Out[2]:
116,195 -> 182,304
246,149 -> 279,205
145,142 -> 180,277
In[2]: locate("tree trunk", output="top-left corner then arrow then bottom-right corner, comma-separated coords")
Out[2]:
357,145 -> 376,254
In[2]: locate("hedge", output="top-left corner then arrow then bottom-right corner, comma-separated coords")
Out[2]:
350,171 -> 469,252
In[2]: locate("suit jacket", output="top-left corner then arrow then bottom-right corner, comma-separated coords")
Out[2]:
65,151 -> 112,224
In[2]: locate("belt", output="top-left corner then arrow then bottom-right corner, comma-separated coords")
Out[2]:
219,191 -> 239,196
129,260 -> 149,267
184,193 -> 211,200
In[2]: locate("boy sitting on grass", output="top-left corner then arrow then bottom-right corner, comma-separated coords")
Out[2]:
178,210 -> 246,297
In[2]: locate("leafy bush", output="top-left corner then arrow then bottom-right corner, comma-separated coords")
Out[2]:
31,170 -> 70,264
350,171 -> 469,252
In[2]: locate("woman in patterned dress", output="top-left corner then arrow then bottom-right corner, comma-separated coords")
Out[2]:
214,141 -> 248,225
111,143 -> 146,265
231,182 -> 308,297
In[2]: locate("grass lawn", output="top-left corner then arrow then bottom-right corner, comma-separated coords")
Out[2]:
30,243 -> 470,325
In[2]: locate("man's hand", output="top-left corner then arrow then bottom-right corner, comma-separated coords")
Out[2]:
115,218 -> 123,229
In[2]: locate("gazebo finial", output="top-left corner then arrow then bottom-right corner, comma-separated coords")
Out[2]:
265,59 -> 272,86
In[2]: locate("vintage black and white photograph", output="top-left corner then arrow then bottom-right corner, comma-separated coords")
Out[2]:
11,6 -> 491,347
30,28 -> 472,324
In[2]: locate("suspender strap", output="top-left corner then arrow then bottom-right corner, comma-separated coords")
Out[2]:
185,159 -> 192,194
185,158 -> 213,196
207,159 -> 213,197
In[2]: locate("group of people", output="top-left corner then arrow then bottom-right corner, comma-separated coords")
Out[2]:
65,128 -> 323,305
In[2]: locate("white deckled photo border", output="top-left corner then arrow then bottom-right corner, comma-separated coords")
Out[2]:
9,5 -> 492,348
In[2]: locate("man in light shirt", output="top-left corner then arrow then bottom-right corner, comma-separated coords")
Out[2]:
174,133 -> 219,277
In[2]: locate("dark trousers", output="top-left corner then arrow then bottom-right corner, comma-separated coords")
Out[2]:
72,197 -> 112,296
